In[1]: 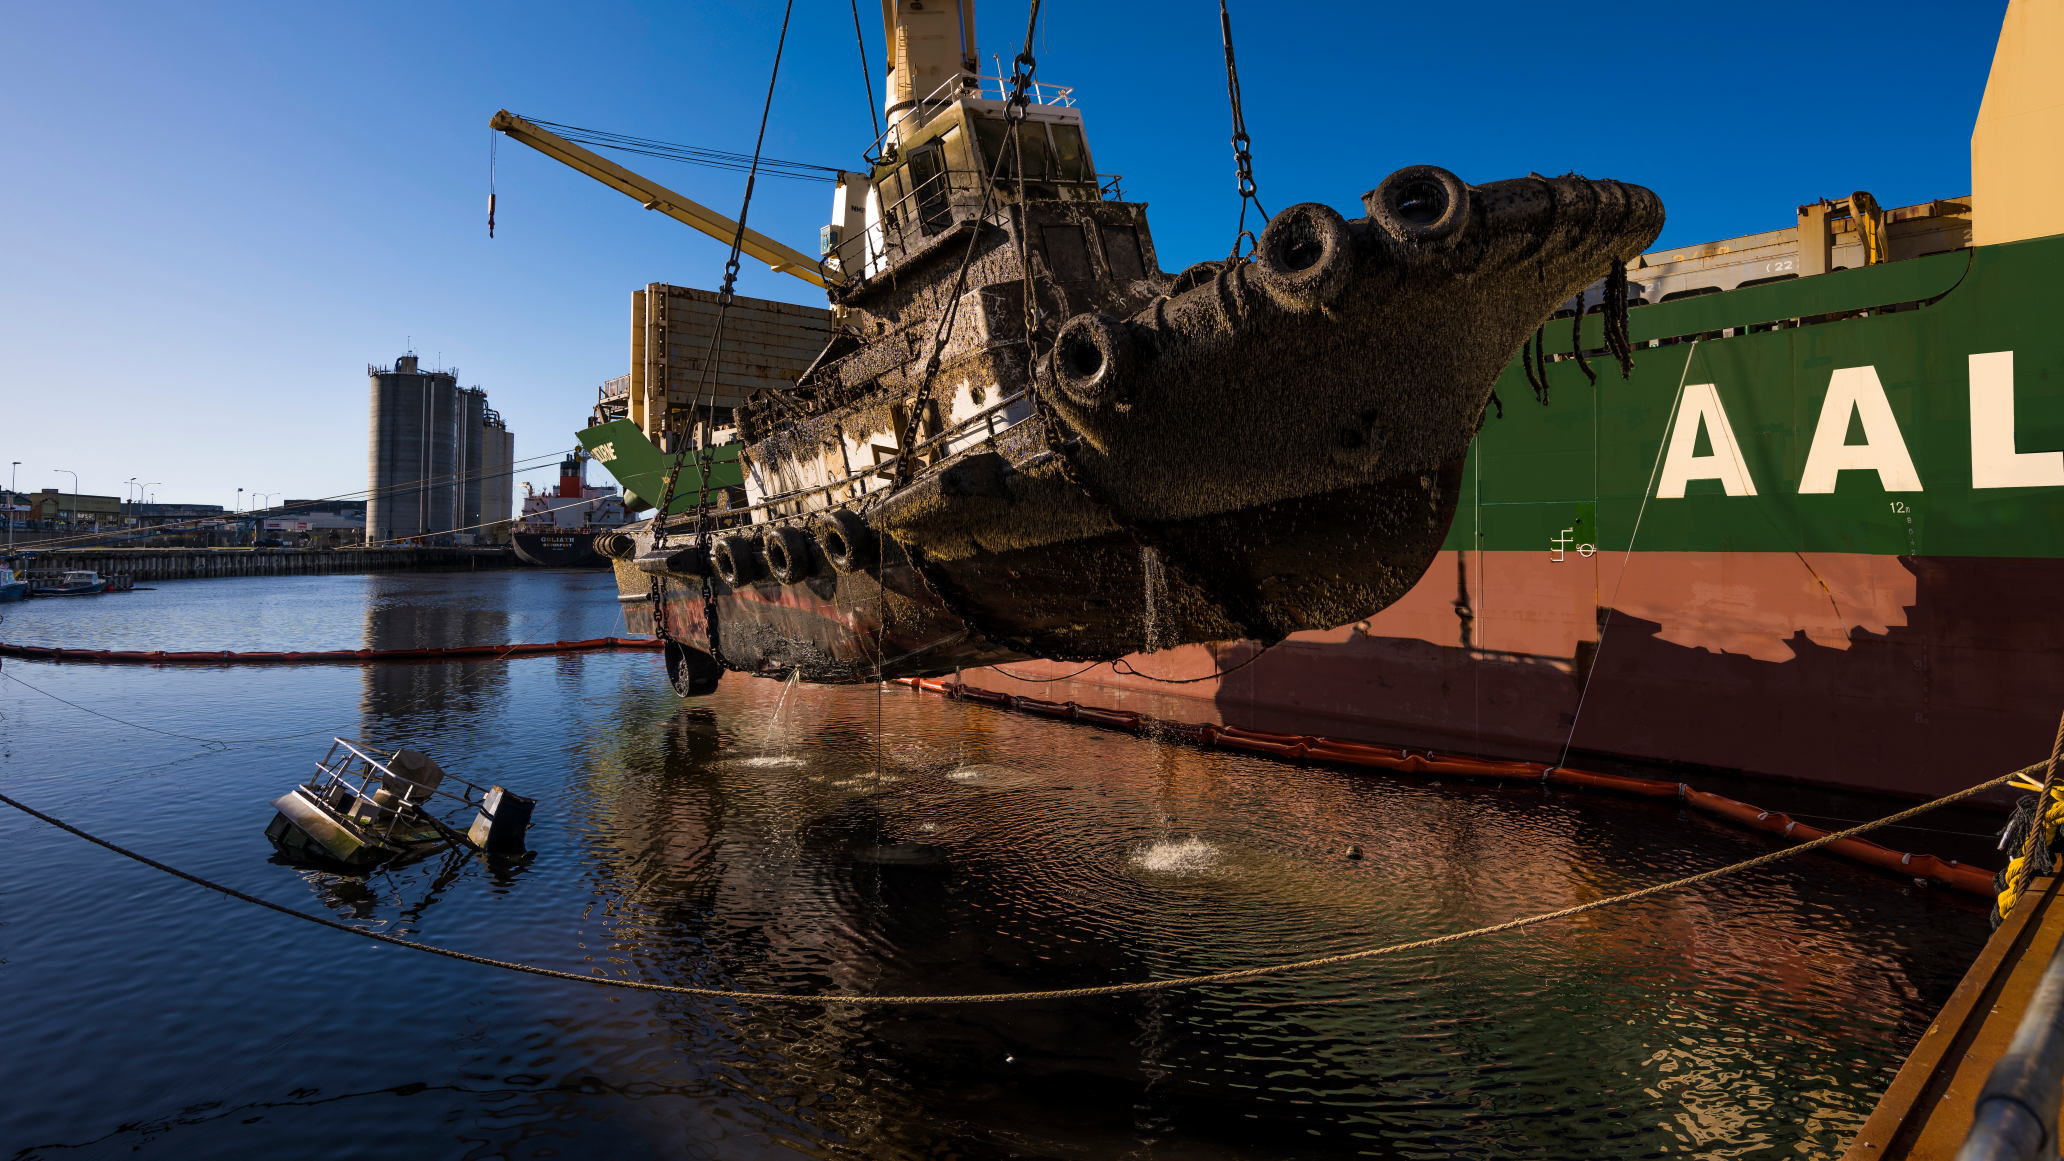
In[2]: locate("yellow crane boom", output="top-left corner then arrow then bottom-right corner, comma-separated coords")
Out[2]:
489,110 -> 836,289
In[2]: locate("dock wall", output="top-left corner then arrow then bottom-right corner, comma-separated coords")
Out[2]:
5,546 -> 520,583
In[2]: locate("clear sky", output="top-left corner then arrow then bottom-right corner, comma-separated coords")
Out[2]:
1,0 -> 2007,509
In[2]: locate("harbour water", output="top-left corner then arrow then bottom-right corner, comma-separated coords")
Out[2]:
0,572 -> 1999,1158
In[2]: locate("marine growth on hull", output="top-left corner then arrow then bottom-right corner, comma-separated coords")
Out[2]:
592,16 -> 1663,692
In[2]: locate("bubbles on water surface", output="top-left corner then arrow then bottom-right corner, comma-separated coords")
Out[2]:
0,570 -> 1998,1161
943,762 -> 1043,789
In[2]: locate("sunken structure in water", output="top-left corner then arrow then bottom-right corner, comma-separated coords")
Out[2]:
587,19 -> 1664,695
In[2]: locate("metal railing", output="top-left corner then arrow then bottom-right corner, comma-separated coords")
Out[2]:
866,71 -> 1078,164
1958,934 -> 2064,1160
822,164 -> 1005,281
302,738 -> 483,843
742,388 -> 1034,521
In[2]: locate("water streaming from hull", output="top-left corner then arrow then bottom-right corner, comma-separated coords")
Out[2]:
0,572 -> 1997,1158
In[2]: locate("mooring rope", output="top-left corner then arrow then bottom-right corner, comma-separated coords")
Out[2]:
0,765 -> 2026,1007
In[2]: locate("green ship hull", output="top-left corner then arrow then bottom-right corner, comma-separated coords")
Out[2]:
1005,232 -> 2064,804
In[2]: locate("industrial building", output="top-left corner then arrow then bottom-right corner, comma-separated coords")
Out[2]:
622,284 -> 831,448
365,355 -> 515,544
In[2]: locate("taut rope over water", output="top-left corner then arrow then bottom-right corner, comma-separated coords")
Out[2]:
0,763 -> 2030,1007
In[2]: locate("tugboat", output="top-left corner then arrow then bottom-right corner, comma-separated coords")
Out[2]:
500,3 -> 1664,695
510,452 -> 628,568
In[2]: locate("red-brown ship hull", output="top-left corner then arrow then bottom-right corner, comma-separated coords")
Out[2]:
985,550 -> 2064,807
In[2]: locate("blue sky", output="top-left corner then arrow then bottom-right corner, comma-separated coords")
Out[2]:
1,0 -> 2006,509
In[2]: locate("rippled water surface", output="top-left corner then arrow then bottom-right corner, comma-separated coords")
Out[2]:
0,572 -> 1992,1158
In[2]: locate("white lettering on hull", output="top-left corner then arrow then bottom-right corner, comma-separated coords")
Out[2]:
1969,351 -> 2064,488
1799,366 -> 1924,493
1656,384 -> 1759,498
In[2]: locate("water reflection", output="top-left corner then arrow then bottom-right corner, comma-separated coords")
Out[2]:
0,573 -> 1989,1159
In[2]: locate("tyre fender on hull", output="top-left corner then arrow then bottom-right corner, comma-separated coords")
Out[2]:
760,525 -> 815,584
1050,313 -> 1138,409
1253,202 -> 1354,312
811,508 -> 877,573
712,535 -> 764,587
1362,165 -> 1472,249
664,641 -> 724,697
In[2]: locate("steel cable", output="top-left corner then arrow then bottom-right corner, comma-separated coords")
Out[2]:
0,761 -> 2031,1007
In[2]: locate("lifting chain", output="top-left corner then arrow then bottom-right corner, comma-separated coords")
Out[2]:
1220,0 -> 1269,261
889,0 -> 1045,491
646,0 -> 798,662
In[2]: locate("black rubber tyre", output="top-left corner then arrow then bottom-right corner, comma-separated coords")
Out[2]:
664,641 -> 724,697
1168,261 -> 1223,296
812,508 -> 877,573
1363,165 -> 1471,247
648,545 -> 709,577
1051,313 -> 1136,408
1254,202 -> 1354,312
594,531 -> 636,560
711,534 -> 763,587
760,524 -> 814,584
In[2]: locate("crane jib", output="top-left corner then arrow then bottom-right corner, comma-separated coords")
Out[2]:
486,110 -> 835,290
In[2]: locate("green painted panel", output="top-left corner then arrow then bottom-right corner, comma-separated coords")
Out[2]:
576,420 -> 743,516
1445,234 -> 2064,557
1566,249 -> 1970,347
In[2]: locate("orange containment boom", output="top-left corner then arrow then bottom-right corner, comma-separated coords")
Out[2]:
0,637 -> 664,665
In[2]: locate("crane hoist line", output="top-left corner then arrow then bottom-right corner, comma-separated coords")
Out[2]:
488,110 -> 837,290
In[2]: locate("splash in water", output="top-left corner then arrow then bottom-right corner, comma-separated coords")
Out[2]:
1130,836 -> 1220,877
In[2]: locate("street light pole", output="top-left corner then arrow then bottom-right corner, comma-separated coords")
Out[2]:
7,462 -> 18,552
56,470 -> 77,529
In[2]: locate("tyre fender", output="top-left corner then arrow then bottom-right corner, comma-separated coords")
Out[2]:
760,524 -> 815,584
1253,202 -> 1354,313
711,534 -> 763,587
811,508 -> 877,573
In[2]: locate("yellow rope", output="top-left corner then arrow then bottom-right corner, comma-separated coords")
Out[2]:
1997,713 -> 2064,921
0,764 -> 2037,1007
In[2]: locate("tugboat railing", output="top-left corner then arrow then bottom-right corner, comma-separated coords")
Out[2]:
734,389 -> 1033,522
863,72 -> 1077,163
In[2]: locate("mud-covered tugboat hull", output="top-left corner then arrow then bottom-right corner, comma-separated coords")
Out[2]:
619,455 -> 1467,681
604,162 -> 1659,689
565,14 -> 1663,693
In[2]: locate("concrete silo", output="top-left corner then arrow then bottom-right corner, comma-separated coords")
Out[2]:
366,355 -> 461,544
367,356 -> 517,545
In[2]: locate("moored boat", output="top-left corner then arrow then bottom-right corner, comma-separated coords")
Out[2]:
31,570 -> 108,597
511,453 -> 622,568
0,567 -> 26,602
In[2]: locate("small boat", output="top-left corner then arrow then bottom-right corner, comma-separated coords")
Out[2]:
265,738 -> 534,868
0,567 -> 26,602
31,570 -> 108,597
